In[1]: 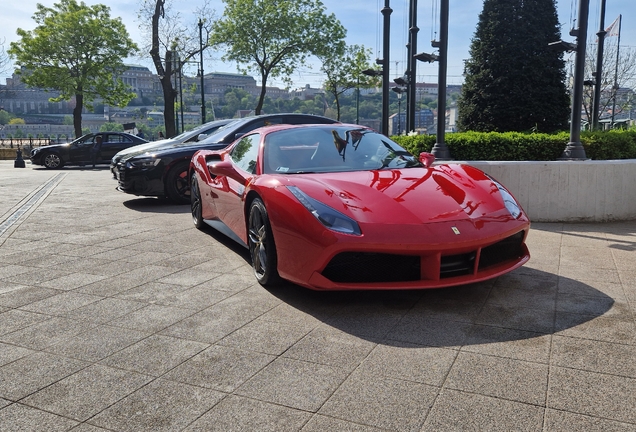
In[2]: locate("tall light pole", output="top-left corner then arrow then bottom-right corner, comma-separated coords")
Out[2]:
380,0 -> 392,135
592,0 -> 607,131
392,86 -> 406,134
198,19 -> 206,124
557,0 -> 590,159
407,0 -> 419,133
415,0 -> 450,159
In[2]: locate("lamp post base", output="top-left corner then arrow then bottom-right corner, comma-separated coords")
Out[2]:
431,142 -> 452,160
558,141 -> 588,160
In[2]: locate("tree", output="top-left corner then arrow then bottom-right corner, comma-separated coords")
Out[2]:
8,0 -> 138,138
99,122 -> 124,132
0,110 -> 14,125
319,44 -> 376,121
138,0 -> 214,138
583,42 -> 636,127
457,0 -> 570,133
210,0 -> 346,115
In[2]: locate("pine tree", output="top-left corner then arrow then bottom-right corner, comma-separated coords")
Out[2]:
458,0 -> 570,133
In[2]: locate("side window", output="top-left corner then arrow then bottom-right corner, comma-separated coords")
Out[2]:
235,117 -> 284,138
230,134 -> 260,174
76,136 -> 95,147
106,134 -> 131,143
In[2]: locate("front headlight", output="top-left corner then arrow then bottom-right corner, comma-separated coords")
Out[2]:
287,186 -> 362,236
126,157 -> 161,169
488,176 -> 522,219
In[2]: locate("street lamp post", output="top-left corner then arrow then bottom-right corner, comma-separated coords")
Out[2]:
592,0 -> 607,131
198,19 -> 206,124
356,75 -> 360,124
380,0 -> 392,135
552,0 -> 590,159
414,0 -> 451,159
392,86 -> 406,134
407,0 -> 419,133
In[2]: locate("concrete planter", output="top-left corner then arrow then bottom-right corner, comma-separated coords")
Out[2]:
461,160 -> 636,222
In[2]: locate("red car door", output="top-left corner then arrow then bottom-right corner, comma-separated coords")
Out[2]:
211,134 -> 261,242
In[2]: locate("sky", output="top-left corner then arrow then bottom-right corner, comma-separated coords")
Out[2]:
1,0 -> 634,89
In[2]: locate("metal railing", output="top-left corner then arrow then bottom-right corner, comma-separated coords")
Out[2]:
0,137 -> 72,151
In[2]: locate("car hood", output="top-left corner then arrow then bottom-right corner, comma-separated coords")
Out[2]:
32,143 -> 70,153
113,139 -> 183,160
119,140 -> 227,161
279,164 -> 518,225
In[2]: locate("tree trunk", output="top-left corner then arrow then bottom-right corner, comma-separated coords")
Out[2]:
161,51 -> 177,137
73,92 -> 83,138
255,70 -> 271,115
149,0 -> 176,137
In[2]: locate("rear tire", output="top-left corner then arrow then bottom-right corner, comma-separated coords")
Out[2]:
248,198 -> 281,286
191,173 -> 204,229
165,161 -> 190,204
43,153 -> 64,169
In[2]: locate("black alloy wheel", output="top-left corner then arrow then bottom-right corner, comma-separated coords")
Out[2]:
43,153 -> 63,169
191,173 -> 204,229
248,198 -> 281,286
166,161 -> 191,204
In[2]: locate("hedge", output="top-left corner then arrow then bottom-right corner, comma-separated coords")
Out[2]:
391,129 -> 636,161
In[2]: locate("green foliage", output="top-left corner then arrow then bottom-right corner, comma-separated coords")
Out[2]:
8,0 -> 138,137
8,118 -> 25,125
458,0 -> 569,133
0,110 -> 15,125
392,130 -> 636,161
99,122 -> 125,132
210,0 -> 345,114
581,130 -> 636,160
319,44 -> 375,120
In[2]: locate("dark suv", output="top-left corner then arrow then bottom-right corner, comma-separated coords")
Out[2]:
30,132 -> 148,169
112,113 -> 338,203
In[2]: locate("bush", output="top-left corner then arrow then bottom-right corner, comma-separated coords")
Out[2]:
392,129 -> 636,161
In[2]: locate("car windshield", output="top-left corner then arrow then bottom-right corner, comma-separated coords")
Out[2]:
263,126 -> 422,174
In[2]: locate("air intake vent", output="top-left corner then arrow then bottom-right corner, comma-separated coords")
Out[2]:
478,231 -> 525,270
322,252 -> 420,283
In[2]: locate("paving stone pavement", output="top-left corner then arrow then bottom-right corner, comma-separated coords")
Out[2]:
0,160 -> 635,431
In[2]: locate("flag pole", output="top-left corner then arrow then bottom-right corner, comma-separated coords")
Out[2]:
610,14 -> 622,128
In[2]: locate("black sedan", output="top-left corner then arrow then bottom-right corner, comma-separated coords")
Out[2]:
30,132 -> 148,169
112,113 -> 338,204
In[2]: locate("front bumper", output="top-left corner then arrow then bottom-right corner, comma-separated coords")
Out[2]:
112,163 -> 165,197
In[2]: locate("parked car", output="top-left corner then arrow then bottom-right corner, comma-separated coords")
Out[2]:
112,113 -> 338,204
110,118 -> 233,169
190,123 -> 531,290
30,132 -> 148,169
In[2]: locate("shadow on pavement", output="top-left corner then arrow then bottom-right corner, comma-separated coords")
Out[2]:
262,267 -> 614,348
123,198 -> 189,214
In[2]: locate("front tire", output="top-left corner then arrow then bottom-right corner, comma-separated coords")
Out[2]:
165,161 -> 190,204
43,153 -> 64,169
191,173 -> 204,229
248,198 -> 281,286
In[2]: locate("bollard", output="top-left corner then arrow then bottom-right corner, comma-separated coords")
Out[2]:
14,146 -> 26,168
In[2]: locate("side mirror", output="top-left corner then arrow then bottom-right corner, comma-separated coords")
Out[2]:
197,133 -> 208,142
207,159 -> 238,179
419,152 -> 435,168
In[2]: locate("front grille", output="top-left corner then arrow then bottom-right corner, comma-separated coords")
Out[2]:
478,231 -> 525,270
320,230 -> 526,285
322,252 -> 420,283
440,252 -> 476,278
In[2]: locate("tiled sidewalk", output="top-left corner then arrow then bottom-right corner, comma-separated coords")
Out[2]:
1,161 -> 635,431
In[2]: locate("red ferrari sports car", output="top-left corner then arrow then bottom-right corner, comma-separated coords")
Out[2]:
189,124 -> 530,290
